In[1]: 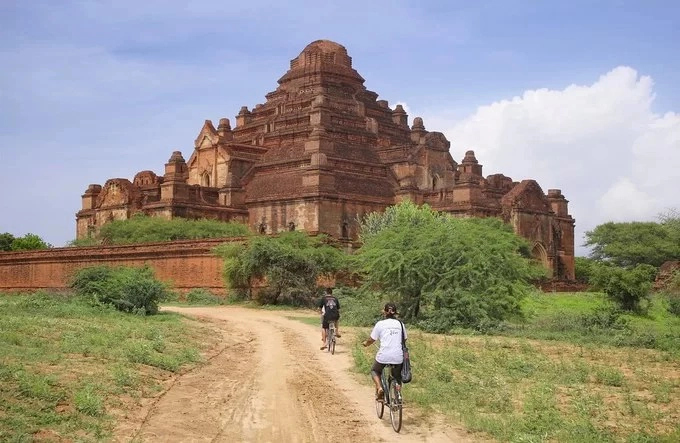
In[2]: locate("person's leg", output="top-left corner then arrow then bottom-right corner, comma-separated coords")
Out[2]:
333,319 -> 341,337
392,363 -> 404,390
370,361 -> 386,399
320,318 -> 329,349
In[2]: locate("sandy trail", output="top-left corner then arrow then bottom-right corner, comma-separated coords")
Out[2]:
114,306 -> 477,442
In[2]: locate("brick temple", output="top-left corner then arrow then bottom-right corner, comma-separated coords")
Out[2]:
76,40 -> 575,279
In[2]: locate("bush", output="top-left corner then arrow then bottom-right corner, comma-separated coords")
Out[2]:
590,263 -> 657,313
574,257 -> 596,284
185,288 -> 224,305
70,265 -> 169,315
662,270 -> 680,316
70,214 -> 250,245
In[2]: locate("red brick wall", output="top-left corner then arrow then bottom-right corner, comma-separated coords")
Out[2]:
0,238 -> 244,293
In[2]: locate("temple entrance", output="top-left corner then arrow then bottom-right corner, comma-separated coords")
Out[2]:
201,172 -> 210,187
531,242 -> 549,269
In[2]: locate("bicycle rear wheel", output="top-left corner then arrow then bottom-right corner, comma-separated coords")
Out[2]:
327,327 -> 334,353
388,379 -> 402,432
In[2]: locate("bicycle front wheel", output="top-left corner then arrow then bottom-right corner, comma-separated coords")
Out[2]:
388,379 -> 402,432
375,395 -> 384,418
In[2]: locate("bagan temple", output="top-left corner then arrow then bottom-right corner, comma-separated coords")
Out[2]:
76,40 -> 575,279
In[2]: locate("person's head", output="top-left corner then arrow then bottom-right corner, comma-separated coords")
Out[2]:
383,302 -> 398,318
325,287 -> 333,297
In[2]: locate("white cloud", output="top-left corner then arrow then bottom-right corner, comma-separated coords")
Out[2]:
430,67 -> 680,254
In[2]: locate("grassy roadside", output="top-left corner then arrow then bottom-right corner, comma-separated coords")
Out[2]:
0,291 -> 218,441
349,292 -> 680,442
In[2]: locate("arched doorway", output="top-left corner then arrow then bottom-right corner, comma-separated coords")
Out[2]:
201,171 -> 210,187
531,242 -> 549,270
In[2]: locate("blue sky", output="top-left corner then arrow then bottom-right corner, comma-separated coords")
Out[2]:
1,0 -> 678,255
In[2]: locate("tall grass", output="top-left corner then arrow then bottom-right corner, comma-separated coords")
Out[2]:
0,291 -> 211,441
350,291 -> 680,441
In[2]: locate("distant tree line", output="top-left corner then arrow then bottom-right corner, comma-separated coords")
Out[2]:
0,232 -> 52,251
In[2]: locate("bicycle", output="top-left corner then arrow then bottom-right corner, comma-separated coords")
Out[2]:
374,364 -> 403,432
326,321 -> 336,355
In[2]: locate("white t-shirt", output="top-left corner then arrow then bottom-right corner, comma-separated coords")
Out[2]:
370,318 -> 407,364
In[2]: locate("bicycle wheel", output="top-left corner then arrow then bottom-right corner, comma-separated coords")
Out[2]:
375,394 -> 384,418
327,328 -> 334,353
330,336 -> 336,354
389,379 -> 402,432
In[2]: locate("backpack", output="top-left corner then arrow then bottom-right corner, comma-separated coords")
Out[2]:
324,297 -> 339,319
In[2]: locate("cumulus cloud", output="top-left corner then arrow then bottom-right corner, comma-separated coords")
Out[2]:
434,67 -> 680,254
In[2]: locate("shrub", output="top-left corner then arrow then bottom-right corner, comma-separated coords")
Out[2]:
69,214 -> 250,245
590,263 -> 657,313
185,288 -> 224,305
574,256 -> 596,284
70,265 -> 169,315
662,270 -> 680,316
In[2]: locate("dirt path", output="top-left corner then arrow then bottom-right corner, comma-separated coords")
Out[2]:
114,306 -> 477,442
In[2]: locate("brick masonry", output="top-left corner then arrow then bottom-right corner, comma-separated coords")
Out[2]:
0,238 -> 242,293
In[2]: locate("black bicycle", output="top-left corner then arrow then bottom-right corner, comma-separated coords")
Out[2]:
374,364 -> 403,432
327,321 -> 336,355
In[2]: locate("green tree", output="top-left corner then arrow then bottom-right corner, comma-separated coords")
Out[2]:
584,218 -> 680,267
574,256 -> 597,284
11,233 -> 52,251
215,231 -> 347,305
590,263 -> 657,312
354,201 -> 541,330
0,232 -> 15,251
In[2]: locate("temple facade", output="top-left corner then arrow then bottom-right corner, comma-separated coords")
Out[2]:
76,40 -> 575,279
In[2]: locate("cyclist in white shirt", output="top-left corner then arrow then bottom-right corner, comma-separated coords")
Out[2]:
362,302 -> 407,400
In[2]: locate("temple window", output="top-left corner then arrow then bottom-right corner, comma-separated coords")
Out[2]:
201,172 -> 210,187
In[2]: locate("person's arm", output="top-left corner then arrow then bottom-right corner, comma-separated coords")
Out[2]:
363,323 -> 380,347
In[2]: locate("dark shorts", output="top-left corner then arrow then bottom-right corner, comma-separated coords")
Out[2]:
321,313 -> 340,329
371,360 -> 403,384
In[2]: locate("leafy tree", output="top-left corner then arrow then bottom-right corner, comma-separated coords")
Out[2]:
70,214 -> 250,245
214,231 -> 347,305
10,233 -> 52,251
584,218 -> 680,267
0,232 -> 15,251
574,256 -> 597,284
590,263 -> 657,312
353,201 -> 541,330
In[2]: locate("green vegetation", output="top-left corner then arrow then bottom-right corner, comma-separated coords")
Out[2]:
351,291 -> 680,442
70,265 -> 171,315
661,270 -> 680,316
0,232 -> 52,251
590,263 -> 657,313
584,210 -> 680,268
0,291 -> 211,441
69,214 -> 250,246
215,231 -> 347,305
354,201 -> 542,330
